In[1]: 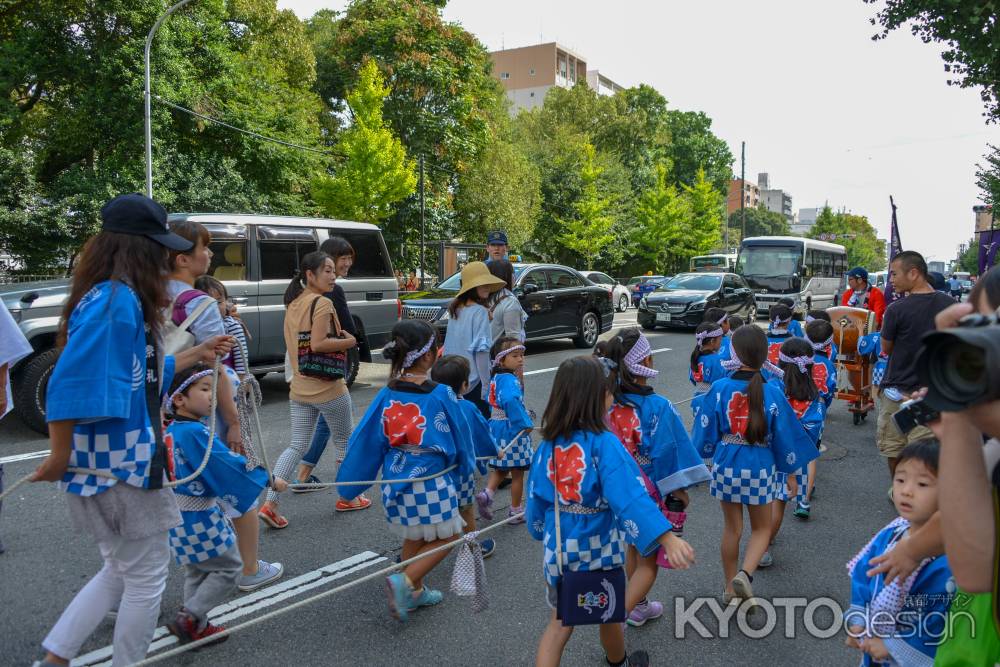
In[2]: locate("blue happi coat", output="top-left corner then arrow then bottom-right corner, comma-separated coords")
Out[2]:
166,418 -> 266,564
774,395 -> 825,502
487,371 -> 533,469
46,281 -> 174,496
336,381 -> 475,535
526,430 -> 672,586
858,332 -> 889,387
691,372 -> 819,505
811,351 -> 838,407
607,389 -> 710,499
689,351 -> 728,399
455,397 -> 498,505
846,518 -> 954,667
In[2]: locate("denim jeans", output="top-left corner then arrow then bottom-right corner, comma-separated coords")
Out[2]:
301,413 -> 331,468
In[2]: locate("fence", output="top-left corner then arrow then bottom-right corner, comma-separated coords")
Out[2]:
0,274 -> 66,285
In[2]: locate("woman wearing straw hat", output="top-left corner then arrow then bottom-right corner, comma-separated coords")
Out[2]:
442,262 -> 506,418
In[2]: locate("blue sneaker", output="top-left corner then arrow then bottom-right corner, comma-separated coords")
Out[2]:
386,573 -> 412,622
237,560 -> 284,592
480,538 -> 496,558
409,587 -> 443,610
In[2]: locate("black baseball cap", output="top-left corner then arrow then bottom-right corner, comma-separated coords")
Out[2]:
487,230 -> 508,245
100,193 -> 193,251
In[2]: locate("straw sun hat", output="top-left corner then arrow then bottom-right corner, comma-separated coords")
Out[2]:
456,261 -> 506,298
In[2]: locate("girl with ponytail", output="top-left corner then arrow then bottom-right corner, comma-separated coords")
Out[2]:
765,304 -> 795,367
690,325 -> 819,608
600,329 -> 710,627
689,322 -> 727,400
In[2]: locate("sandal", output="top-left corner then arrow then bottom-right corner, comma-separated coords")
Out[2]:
336,495 -> 372,512
258,505 -> 288,529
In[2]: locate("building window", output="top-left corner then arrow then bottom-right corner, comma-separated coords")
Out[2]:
529,67 -> 536,76
500,72 -> 510,80
529,92 -> 535,97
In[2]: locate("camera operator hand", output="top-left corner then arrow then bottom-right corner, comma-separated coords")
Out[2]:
934,301 -> 974,330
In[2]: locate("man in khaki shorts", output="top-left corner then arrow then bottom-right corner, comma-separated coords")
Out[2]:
876,251 -> 955,492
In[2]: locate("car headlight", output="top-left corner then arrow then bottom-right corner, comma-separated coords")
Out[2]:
688,300 -> 707,311
639,297 -> 647,309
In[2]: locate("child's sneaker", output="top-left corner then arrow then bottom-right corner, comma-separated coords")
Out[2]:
237,560 -> 284,592
475,488 -> 494,520
292,474 -> 324,494
480,538 -> 496,558
626,600 -> 664,627
627,651 -> 651,667
793,501 -> 811,520
167,610 -> 229,646
408,587 -> 444,610
731,570 -> 757,612
386,573 -> 413,622
758,551 -> 774,568
508,504 -> 526,525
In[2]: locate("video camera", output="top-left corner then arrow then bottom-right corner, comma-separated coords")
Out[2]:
893,309 -> 1000,435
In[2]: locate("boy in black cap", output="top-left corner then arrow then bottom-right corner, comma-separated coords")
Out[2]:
485,230 -> 508,264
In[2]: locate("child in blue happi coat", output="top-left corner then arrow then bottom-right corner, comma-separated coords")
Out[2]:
805,318 -> 838,408
765,304 -> 796,368
776,297 -> 805,337
703,308 -> 733,359
600,329 -> 710,628
691,325 -> 819,607
336,320 -> 475,622
689,322 -> 728,400
476,336 -> 533,524
528,356 -> 695,667
845,440 -> 954,667
764,338 -> 826,569
430,354 -> 499,557
162,365 -> 283,644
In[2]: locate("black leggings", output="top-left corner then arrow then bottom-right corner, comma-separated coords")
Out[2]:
464,382 -> 491,419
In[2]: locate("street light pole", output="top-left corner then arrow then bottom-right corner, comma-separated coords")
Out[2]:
419,155 -> 426,289
145,0 -> 196,198
740,141 -> 746,243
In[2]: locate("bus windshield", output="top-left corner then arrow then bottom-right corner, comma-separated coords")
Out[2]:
736,244 -> 803,277
691,255 -> 730,272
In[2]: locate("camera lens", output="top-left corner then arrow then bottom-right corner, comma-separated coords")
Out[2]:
942,341 -> 986,390
920,327 -> 1000,411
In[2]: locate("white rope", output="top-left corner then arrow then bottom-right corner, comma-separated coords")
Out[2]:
0,358 -> 222,502
131,511 -> 525,665
286,464 -> 458,491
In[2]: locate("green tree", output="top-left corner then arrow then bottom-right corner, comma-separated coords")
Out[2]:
957,238 -> 980,274
555,143 -> 616,270
312,60 -> 416,223
682,167 -> 725,257
867,0 -> 1000,122
727,205 -> 791,239
0,0 -> 324,269
808,206 -> 886,271
976,144 -> 1000,207
632,163 -> 691,272
454,137 -> 540,249
665,110 -> 734,193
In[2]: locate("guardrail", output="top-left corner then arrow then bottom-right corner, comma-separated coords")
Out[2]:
0,274 -> 66,285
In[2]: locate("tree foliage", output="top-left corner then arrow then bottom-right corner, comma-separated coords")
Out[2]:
665,110 -> 734,193
632,163 -> 691,272
312,60 -> 416,223
727,205 -> 791,240
0,0 -> 324,270
808,206 -> 886,271
555,143 -> 617,271
976,144 -> 1000,207
866,0 -> 1000,123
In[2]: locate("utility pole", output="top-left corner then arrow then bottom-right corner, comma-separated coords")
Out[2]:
740,141 -> 746,243
419,155 -> 426,289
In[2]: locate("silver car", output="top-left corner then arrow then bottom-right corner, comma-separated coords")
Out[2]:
581,270 -> 631,312
2,213 -> 399,434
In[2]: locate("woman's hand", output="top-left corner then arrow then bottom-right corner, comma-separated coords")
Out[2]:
866,539 -> 919,583
659,532 -> 694,569
272,477 -> 288,493
934,302 -> 974,330
200,335 -> 235,363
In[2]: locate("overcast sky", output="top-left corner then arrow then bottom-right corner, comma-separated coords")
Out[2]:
280,0 -> 1000,264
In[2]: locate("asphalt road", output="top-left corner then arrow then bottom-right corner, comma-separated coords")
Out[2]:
0,311 -> 897,666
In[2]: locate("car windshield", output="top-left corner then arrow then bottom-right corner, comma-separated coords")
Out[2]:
662,274 -> 722,291
436,264 -> 526,291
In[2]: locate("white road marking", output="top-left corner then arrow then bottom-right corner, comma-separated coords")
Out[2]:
0,450 -> 49,465
524,347 -> 671,376
72,551 -> 387,667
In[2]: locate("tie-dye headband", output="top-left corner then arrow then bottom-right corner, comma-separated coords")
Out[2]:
403,335 -> 434,370
695,327 -> 724,348
163,368 -> 214,415
778,351 -> 813,374
492,344 -> 526,368
624,333 -> 658,378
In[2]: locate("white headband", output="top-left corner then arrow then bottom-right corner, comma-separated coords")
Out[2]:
492,344 -> 525,368
721,348 -> 785,379
163,369 -> 214,415
623,333 -> 658,378
695,327 -> 724,348
717,313 -> 728,325
804,331 -> 834,352
778,351 -> 813,374
402,336 -> 434,370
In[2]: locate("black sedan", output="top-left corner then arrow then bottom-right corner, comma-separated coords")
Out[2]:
637,272 -> 757,330
400,263 -> 614,348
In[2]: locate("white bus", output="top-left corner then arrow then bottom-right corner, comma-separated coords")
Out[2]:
689,253 -> 737,272
736,236 -> 848,317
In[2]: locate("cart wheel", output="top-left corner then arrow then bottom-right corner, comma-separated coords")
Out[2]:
853,412 -> 862,426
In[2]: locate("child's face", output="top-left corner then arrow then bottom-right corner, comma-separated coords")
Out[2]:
173,377 -> 214,419
703,337 -> 721,354
892,458 -> 938,525
207,288 -> 227,317
500,347 -> 524,372
721,321 -> 731,334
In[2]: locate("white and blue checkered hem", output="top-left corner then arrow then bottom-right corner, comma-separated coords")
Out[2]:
169,509 -> 235,565
456,472 -> 477,507
774,470 -> 807,503
383,474 -> 466,541
489,436 -> 533,469
542,528 -> 628,586
59,429 -> 154,496
709,465 -> 777,505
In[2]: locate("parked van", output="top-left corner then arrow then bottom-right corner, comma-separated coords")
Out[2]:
1,214 -> 399,433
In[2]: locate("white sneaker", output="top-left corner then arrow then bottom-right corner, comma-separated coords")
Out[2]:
758,551 -> 774,568
237,560 -> 284,592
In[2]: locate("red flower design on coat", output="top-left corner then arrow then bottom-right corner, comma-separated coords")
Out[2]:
488,380 -> 499,409
547,442 -> 586,504
382,401 -> 426,447
767,342 -> 782,366
727,392 -> 750,438
607,405 -> 642,457
692,362 -> 705,383
811,363 -> 830,395
788,398 -> 811,420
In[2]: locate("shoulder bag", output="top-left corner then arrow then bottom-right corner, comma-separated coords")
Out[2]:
297,295 -> 348,381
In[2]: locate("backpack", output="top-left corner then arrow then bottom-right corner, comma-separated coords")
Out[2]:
163,289 -> 214,356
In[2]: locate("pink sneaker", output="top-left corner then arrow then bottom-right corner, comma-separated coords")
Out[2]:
475,489 -> 494,520
626,600 -> 664,627
507,505 -> 526,525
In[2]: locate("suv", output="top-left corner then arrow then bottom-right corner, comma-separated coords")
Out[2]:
400,263 -> 613,348
2,213 -> 399,434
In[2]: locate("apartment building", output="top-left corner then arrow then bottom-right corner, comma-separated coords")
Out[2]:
727,179 -> 760,215
758,172 -> 793,224
490,42 -> 623,113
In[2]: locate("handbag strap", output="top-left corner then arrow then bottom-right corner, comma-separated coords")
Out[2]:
553,441 -> 563,576
171,290 -> 213,331
144,325 -> 167,489
307,294 -> 341,336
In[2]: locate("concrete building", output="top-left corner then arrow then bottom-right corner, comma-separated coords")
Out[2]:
758,172 -> 793,224
726,179 -> 760,215
489,42 -> 623,113
791,207 -> 821,236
